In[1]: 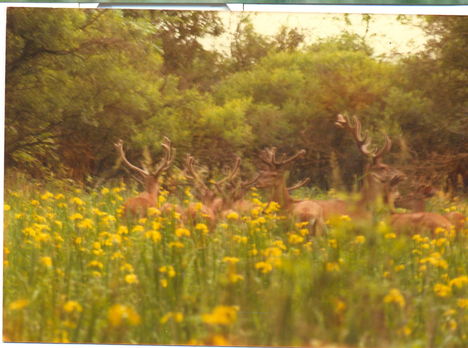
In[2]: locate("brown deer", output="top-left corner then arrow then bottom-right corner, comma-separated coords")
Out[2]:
183,156 -> 260,223
335,114 -> 454,234
256,147 -> 325,233
395,180 -> 465,232
114,137 -> 175,217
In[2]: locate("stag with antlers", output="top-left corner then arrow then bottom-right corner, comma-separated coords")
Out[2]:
114,137 -> 175,217
335,114 -> 454,234
257,147 -> 325,234
183,155 -> 259,224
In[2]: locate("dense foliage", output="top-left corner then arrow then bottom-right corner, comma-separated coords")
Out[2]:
5,9 -> 467,193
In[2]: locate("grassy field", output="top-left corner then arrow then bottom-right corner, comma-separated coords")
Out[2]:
3,181 -> 467,347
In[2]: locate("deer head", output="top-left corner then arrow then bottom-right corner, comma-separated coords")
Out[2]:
257,147 -> 307,188
335,114 -> 406,208
114,137 -> 175,195
184,155 -> 257,211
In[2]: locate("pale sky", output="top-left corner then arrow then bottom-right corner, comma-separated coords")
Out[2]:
202,12 -> 427,58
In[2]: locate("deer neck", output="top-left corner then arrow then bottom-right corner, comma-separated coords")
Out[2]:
269,177 -> 294,210
357,174 -> 383,210
145,177 -> 160,204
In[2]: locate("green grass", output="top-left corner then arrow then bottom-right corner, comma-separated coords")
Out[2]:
3,181 -> 467,347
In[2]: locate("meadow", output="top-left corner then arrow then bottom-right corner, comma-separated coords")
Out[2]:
3,179 -> 467,347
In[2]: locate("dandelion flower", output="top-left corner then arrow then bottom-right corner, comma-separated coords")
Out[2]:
175,227 -> 191,237
384,289 -> 405,308
223,257 -> 240,264
255,261 -> 273,274
125,274 -> 139,284
108,304 -> 141,327
9,299 -> 29,311
202,305 -> 239,326
40,256 -> 53,267
434,283 -> 452,297
63,301 -> 83,313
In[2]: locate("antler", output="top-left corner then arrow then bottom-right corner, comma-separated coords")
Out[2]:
335,114 -> 391,164
259,147 -> 306,169
152,137 -> 176,177
184,155 -> 211,195
287,177 -> 311,192
114,139 -> 149,177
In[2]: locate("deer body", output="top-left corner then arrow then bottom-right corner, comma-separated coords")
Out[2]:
115,138 -> 175,218
335,114 -> 453,234
257,148 -> 325,233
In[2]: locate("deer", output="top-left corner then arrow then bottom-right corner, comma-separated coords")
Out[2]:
114,137 -> 175,217
183,155 -> 260,224
256,147 -> 325,234
395,180 -> 465,232
335,114 -> 454,235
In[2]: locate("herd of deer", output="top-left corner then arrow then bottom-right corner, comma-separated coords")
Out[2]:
114,114 -> 465,235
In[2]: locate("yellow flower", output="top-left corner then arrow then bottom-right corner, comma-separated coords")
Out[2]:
132,225 -> 145,233
4,204 -> 11,211
457,298 -> 468,308
354,235 -> 366,244
384,289 -> 405,308
223,257 -> 240,264
333,299 -> 346,314
394,265 -> 405,272
31,200 -> 40,206
232,235 -> 248,244
160,279 -> 168,288
226,211 -> 239,220
117,225 -> 128,235
101,187 -> 110,195
63,301 -> 83,313
263,247 -> 282,258
55,193 -> 65,200
377,220 -> 391,234
265,201 -> 280,214
339,215 -> 351,222
433,283 -> 451,297
120,263 -> 134,273
91,271 -> 102,277
326,262 -> 340,272
385,233 -> 396,239
168,241 -> 185,249
88,260 -> 104,269
124,274 -> 139,284
160,312 -> 184,324
40,256 -> 53,267
147,207 -> 161,216
70,213 -> 83,221
273,240 -> 287,250
228,273 -> 244,283
288,233 -> 304,245
111,251 -> 124,260
202,305 -> 239,326
108,304 -> 141,327
40,191 -> 54,200
145,230 -> 162,243
449,276 -> 468,289
159,265 -> 176,278
71,197 -> 85,206
328,239 -> 338,248
195,223 -> 209,235
175,227 -> 191,237
9,299 -> 29,311
255,261 -> 273,274
77,218 -> 93,229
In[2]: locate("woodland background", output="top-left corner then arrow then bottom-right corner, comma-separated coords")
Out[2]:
5,9 -> 467,194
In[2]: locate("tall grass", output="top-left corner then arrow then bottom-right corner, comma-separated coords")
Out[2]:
3,180 -> 467,347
